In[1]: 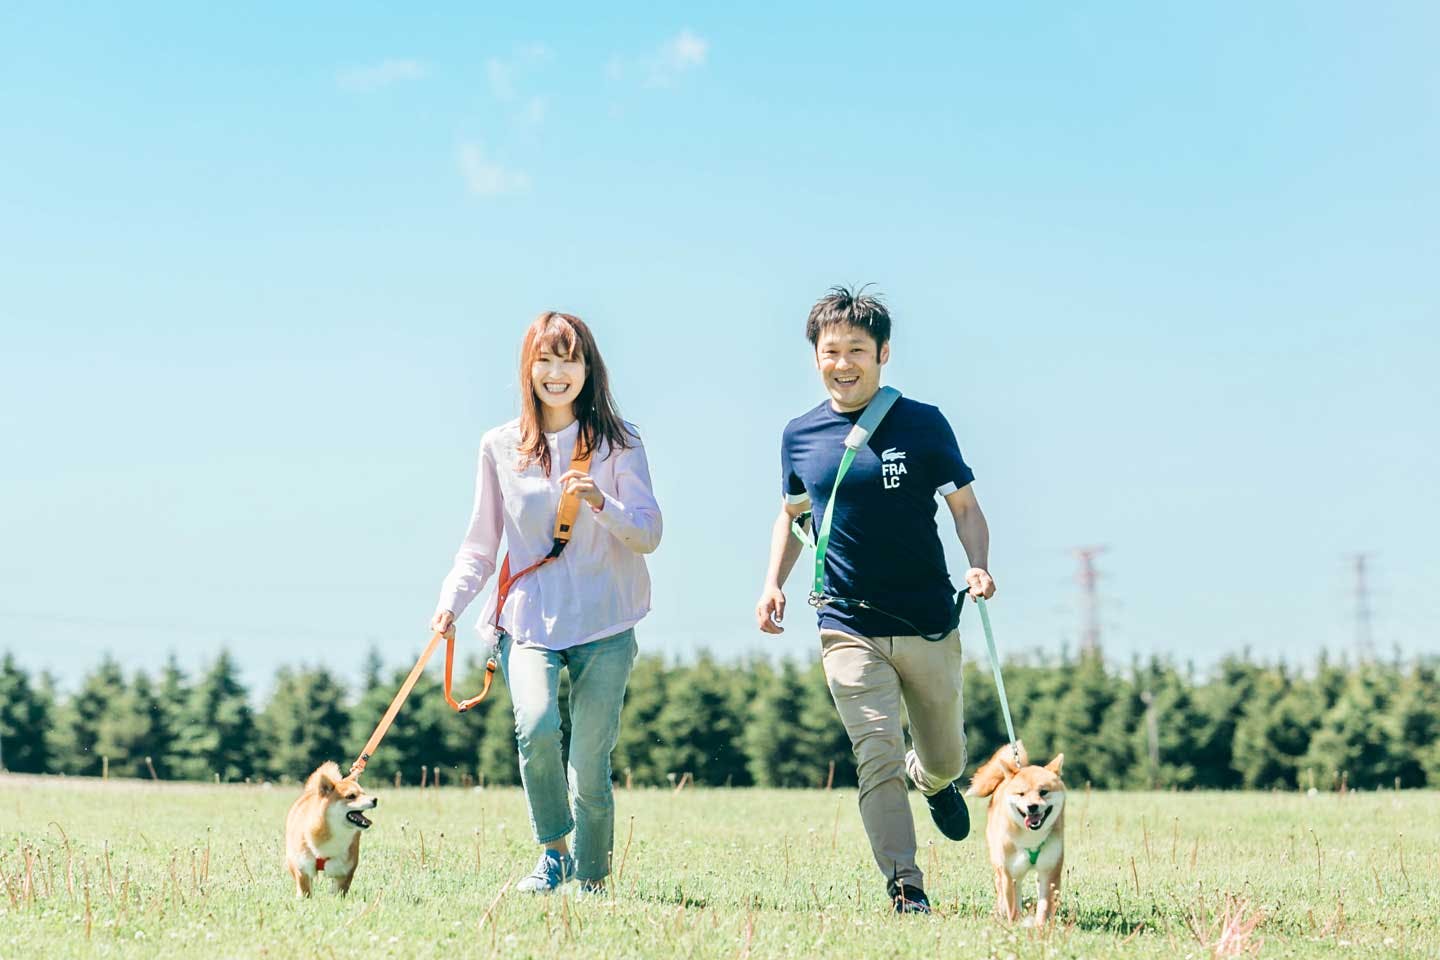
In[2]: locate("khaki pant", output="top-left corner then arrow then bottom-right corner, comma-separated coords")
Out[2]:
821,628 -> 967,889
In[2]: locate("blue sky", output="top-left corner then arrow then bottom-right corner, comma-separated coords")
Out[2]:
3,2 -> 1437,692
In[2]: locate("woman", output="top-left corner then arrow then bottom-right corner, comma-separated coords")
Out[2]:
432,311 -> 662,894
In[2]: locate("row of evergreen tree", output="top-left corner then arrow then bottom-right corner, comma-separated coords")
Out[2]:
2,649 -> 1436,790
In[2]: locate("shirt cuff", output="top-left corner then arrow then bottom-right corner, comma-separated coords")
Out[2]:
592,491 -> 629,531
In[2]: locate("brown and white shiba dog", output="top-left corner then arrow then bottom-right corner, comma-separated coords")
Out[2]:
968,741 -> 1066,925
284,762 -> 378,898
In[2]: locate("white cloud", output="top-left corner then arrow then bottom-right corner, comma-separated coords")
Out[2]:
663,29 -> 708,69
647,29 -> 708,87
336,58 -> 427,92
458,143 -> 530,197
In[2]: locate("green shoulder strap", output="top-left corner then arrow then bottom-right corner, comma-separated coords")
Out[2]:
790,387 -> 902,599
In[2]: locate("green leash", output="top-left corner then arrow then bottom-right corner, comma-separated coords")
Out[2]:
976,596 -> 1022,768
978,597 -> 1042,863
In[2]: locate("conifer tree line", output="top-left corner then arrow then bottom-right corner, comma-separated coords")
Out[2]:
2,648 -> 1437,790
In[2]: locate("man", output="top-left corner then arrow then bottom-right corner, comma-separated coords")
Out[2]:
754,285 -> 996,914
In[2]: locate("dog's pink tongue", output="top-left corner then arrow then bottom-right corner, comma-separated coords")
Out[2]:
1025,812 -> 1044,829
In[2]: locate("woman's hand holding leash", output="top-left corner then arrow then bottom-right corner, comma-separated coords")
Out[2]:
559,469 -> 605,510
431,610 -> 456,635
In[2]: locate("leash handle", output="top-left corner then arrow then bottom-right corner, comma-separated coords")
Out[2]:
347,630 -> 499,781
976,597 -> 1022,768
444,632 -> 496,713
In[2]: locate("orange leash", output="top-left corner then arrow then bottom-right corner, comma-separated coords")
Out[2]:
444,630 -> 496,713
346,444 -> 593,783
346,630 -> 496,781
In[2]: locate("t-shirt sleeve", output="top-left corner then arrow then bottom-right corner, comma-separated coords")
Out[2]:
780,426 -> 811,505
929,409 -> 975,496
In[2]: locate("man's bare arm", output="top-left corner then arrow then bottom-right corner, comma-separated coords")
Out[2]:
944,484 -> 996,599
756,498 -> 809,633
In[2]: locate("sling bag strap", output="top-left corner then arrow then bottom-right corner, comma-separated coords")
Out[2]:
788,387 -> 957,641
789,386 -> 902,598
491,443 -> 594,635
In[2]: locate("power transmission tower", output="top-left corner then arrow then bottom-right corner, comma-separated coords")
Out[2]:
1352,552 -> 1375,663
1074,546 -> 1107,656
1139,688 -> 1159,788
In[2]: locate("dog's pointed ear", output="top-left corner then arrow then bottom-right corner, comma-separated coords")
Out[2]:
1044,753 -> 1064,775
307,761 -> 343,796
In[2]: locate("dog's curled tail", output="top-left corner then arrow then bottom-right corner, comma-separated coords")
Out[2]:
966,740 -> 1029,798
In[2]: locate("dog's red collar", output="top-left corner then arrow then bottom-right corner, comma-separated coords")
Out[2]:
315,857 -> 328,872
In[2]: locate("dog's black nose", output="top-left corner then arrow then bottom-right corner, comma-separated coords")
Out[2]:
1026,804 -> 1041,814
372,798 -> 379,807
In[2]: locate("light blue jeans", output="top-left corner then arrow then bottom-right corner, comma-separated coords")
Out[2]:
498,627 -> 638,882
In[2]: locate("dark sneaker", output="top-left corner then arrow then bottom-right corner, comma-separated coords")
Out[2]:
887,879 -> 931,915
925,781 -> 971,841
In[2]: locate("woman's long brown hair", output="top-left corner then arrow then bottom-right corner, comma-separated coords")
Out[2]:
517,312 -> 635,475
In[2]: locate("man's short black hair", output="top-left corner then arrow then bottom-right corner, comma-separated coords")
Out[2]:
806,284 -> 891,350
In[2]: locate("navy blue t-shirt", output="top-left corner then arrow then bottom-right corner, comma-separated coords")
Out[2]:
781,394 -> 974,638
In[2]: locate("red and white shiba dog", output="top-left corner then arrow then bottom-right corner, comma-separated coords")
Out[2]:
968,741 -> 1066,924
284,762 -> 378,897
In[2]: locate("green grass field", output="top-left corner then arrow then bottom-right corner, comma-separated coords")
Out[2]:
2,775 -> 1436,959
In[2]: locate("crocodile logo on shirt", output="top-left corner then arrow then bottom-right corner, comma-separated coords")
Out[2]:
881,448 -> 908,488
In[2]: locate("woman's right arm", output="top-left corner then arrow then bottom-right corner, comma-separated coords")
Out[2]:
433,436 -> 504,628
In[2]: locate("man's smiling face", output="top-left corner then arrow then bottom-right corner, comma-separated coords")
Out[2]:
815,324 -> 890,412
